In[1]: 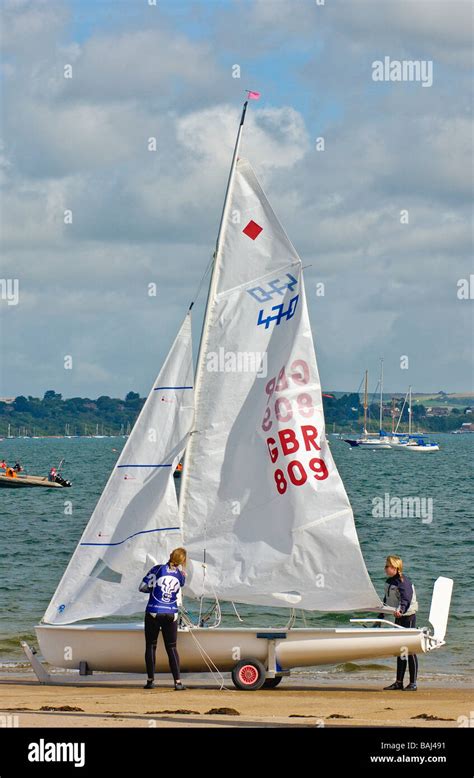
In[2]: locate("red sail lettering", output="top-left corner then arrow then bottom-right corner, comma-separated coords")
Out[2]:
266,437 -> 279,463
290,359 -> 309,386
275,366 -> 288,392
278,428 -> 299,456
301,425 -> 321,451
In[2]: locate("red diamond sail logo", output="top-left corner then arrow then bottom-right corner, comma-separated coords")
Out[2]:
243,220 -> 263,240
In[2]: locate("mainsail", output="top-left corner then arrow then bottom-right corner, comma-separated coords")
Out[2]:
180,159 -> 383,612
43,314 -> 194,624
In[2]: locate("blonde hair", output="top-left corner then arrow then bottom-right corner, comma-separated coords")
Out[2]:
386,555 -> 403,580
169,547 -> 187,568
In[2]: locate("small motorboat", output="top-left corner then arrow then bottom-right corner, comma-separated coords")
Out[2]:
0,474 -> 70,488
0,463 -> 72,488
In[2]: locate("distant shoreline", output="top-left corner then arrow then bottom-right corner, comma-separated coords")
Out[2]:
1,389 -> 473,437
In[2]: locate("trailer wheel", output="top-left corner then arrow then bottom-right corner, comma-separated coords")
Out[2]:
231,658 -> 266,691
262,676 -> 283,689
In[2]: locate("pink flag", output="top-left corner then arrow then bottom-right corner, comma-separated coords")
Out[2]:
246,90 -> 260,100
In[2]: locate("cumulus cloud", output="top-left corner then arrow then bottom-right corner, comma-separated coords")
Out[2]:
327,0 -> 473,69
0,0 -> 472,398
1,0 -> 68,56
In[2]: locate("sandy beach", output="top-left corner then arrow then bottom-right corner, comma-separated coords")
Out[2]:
0,673 -> 472,728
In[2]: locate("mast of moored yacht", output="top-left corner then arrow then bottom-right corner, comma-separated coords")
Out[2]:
379,357 -> 384,433
408,385 -> 412,435
394,388 -> 409,434
179,99 -> 250,520
363,370 -> 368,434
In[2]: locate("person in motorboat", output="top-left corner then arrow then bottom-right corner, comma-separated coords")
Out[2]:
13,462 -> 23,472
5,467 -> 17,478
54,473 -> 72,487
0,459 -> 7,470
48,466 -> 57,482
378,555 -> 419,691
139,547 -> 187,691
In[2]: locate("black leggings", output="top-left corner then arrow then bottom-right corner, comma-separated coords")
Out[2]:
144,612 -> 180,682
395,613 -> 418,684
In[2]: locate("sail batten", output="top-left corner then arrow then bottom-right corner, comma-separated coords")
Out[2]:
179,158 -> 383,612
43,314 -> 194,625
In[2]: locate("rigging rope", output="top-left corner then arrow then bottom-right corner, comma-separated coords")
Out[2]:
231,601 -> 244,622
188,253 -> 214,312
178,611 -> 231,691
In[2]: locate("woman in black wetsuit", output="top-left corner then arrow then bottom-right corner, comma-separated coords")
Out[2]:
139,547 -> 187,691
378,555 -> 419,691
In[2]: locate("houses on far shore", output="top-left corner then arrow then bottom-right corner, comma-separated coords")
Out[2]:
426,406 -> 450,417
425,405 -> 472,418
452,422 -> 474,434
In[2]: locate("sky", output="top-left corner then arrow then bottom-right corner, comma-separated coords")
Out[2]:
0,0 -> 472,399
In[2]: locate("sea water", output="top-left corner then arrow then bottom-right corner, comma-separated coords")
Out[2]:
0,433 -> 472,684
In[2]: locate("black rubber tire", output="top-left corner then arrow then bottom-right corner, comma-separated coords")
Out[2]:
262,676 -> 283,689
231,658 -> 266,691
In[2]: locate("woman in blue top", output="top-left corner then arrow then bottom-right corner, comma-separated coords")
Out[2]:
378,555 -> 419,691
139,547 -> 186,690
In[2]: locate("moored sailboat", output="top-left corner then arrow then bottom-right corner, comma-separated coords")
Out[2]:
390,387 -> 440,452
344,365 -> 392,449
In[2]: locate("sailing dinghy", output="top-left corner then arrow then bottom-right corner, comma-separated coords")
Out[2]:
30,100 -> 453,690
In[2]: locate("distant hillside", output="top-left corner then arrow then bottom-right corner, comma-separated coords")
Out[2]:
0,391 -> 143,437
1,389 -> 472,437
329,391 -> 474,407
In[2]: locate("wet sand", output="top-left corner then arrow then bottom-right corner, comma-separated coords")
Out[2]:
0,673 -> 472,728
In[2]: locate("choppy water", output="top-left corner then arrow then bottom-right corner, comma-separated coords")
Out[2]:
0,433 -> 472,683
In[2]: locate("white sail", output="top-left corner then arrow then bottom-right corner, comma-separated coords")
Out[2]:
180,159 -> 382,612
43,314 -> 194,624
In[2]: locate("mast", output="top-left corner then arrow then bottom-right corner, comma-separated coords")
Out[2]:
363,370 -> 368,434
379,357 -> 384,433
394,388 -> 408,434
408,385 -> 412,435
179,100 -> 249,521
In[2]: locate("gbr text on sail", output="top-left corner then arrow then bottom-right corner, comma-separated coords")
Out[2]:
262,359 -> 329,494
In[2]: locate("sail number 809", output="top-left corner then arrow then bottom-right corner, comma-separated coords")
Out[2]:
274,457 -> 328,494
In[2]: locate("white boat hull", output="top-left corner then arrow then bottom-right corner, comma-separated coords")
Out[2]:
356,442 -> 392,450
398,444 -> 440,452
35,623 -> 436,675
